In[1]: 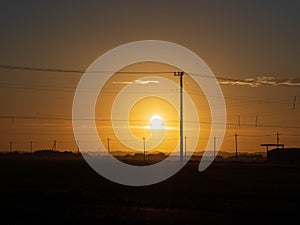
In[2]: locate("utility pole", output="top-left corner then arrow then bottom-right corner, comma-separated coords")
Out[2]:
235,133 -> 238,160
214,136 -> 216,159
143,137 -> 146,161
174,71 -> 184,164
107,138 -> 110,153
52,140 -> 56,151
238,115 -> 241,127
276,132 -> 280,148
184,136 -> 187,161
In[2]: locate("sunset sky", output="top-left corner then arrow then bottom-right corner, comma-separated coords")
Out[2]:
0,0 -> 299,154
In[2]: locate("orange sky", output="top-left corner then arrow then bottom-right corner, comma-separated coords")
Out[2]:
0,1 -> 299,154
0,61 -> 299,154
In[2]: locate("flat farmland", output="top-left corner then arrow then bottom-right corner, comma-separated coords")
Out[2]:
0,159 -> 299,225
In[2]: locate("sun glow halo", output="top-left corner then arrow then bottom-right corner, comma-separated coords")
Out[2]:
150,115 -> 165,130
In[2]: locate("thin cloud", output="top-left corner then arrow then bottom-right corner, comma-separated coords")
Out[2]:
112,81 -> 132,85
134,80 -> 160,85
113,80 -> 160,85
219,76 -> 300,87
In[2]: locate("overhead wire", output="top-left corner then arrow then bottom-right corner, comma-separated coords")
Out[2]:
0,63 -> 279,85
0,64 -> 299,133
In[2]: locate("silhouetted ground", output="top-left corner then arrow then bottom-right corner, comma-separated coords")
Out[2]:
0,158 -> 299,225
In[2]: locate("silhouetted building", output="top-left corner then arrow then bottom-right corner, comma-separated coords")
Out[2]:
269,148 -> 300,164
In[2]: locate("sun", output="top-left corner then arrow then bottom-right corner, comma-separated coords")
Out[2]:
150,115 -> 165,130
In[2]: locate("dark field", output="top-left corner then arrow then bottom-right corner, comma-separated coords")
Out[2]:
0,159 -> 299,225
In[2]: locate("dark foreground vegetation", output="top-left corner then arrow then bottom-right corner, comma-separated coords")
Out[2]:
0,156 -> 299,225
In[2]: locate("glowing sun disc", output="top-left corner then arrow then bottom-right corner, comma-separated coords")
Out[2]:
150,115 -> 165,130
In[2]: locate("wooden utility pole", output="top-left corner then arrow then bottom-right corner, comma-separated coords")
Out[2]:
276,132 -> 280,148
235,133 -> 238,160
174,71 -> 184,164
143,137 -> 146,161
184,136 -> 187,161
214,136 -> 216,159
52,140 -> 56,151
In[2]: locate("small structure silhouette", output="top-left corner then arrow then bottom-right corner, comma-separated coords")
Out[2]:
268,148 -> 300,164
261,143 -> 284,160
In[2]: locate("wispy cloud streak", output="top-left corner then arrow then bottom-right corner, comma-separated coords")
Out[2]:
219,76 -> 300,87
113,80 -> 160,85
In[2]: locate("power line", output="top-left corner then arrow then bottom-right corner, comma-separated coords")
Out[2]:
0,64 -> 175,75
1,82 -> 298,111
2,63 -> 300,90
0,64 -> 85,74
0,115 -> 300,129
1,64 -> 299,144
1,78 -> 298,101
0,63 -> 264,84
